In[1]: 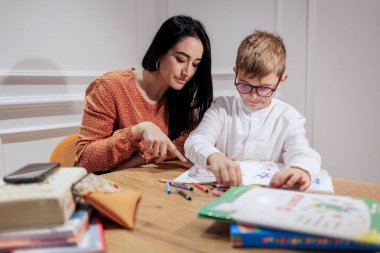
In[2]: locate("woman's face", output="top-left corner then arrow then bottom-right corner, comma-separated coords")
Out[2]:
159,36 -> 204,90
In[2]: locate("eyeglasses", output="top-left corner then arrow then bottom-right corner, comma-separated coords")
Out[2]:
234,75 -> 280,97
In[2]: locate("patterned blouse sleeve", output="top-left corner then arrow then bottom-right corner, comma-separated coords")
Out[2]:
75,79 -> 140,172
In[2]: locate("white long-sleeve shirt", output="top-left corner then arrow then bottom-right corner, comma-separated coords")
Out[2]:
184,94 -> 321,181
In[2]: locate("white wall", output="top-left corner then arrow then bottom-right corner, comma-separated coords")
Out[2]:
313,0 -> 380,183
0,0 -> 379,183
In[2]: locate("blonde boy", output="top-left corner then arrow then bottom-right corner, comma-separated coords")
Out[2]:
184,30 -> 321,191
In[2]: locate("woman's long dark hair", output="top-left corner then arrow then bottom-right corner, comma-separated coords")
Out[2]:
142,15 -> 213,140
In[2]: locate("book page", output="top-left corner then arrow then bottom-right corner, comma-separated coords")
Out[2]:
238,161 -> 280,185
174,164 -> 216,183
307,169 -> 334,193
174,160 -> 280,184
227,187 -> 377,243
174,161 -> 333,193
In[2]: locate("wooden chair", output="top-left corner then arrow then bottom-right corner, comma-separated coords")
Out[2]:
49,133 -> 79,167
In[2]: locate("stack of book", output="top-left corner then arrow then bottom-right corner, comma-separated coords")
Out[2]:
0,167 -> 106,252
198,185 -> 380,250
11,215 -> 106,253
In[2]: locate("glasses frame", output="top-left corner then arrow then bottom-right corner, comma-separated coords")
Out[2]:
234,74 -> 281,98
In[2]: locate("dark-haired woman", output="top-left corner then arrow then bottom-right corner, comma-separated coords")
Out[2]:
75,15 -> 213,173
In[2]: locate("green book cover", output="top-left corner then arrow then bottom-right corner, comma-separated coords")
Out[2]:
198,185 -> 255,222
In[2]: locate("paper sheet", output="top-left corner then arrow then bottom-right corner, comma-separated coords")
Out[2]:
174,160 -> 334,193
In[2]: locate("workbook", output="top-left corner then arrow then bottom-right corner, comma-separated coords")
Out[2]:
174,160 -> 334,193
200,185 -> 380,245
230,223 -> 380,250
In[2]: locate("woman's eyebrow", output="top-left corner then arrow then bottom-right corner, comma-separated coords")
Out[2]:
174,51 -> 202,61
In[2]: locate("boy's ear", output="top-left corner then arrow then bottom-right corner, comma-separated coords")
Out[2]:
233,66 -> 237,74
277,73 -> 288,88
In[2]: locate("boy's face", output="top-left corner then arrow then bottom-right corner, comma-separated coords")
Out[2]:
234,69 -> 286,111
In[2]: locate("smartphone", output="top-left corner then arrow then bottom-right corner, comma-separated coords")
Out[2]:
3,163 -> 60,184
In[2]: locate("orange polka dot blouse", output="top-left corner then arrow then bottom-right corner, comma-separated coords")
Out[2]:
75,69 -> 192,173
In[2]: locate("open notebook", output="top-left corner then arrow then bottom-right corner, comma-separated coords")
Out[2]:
174,160 -> 334,193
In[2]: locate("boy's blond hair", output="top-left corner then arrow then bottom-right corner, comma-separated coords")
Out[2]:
236,30 -> 286,79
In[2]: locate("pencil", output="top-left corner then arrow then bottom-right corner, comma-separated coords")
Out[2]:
159,179 -> 185,184
159,178 -> 172,183
170,182 -> 193,191
165,182 -> 171,194
194,183 -> 209,193
212,183 -> 229,189
177,189 -> 191,201
211,189 -> 224,197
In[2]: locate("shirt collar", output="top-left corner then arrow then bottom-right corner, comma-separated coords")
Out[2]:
236,93 -> 277,116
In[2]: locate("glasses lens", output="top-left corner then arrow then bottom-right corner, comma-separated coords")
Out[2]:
257,87 -> 273,97
236,83 -> 252,94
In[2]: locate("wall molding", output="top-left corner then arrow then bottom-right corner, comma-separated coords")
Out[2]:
0,68 -> 234,87
0,68 -> 234,79
274,0 -> 284,34
0,94 -> 84,109
0,70 -> 101,85
305,0 -> 316,144
0,138 -> 4,174
0,114 -> 82,137
0,70 -> 103,77
0,121 -> 81,136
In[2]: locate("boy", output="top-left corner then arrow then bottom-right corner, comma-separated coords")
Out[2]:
184,30 -> 321,191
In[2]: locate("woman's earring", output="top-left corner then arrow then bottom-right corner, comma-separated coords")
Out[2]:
155,60 -> 160,70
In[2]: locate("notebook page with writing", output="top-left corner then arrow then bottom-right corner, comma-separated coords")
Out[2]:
174,160 -> 334,193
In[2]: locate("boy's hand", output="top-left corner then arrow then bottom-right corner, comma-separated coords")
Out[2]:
269,167 -> 311,191
207,153 -> 242,186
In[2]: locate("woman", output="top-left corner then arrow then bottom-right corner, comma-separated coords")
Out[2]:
75,15 -> 213,173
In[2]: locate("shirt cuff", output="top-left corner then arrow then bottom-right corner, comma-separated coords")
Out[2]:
197,147 -> 222,168
288,162 -> 320,183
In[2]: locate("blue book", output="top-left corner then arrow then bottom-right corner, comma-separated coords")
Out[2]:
230,224 -> 380,250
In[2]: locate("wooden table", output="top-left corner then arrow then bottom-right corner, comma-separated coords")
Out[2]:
101,161 -> 380,253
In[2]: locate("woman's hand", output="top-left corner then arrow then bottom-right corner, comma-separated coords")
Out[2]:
132,122 -> 187,163
207,153 -> 242,186
269,167 -> 311,191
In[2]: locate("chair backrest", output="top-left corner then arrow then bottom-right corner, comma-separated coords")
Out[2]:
49,133 -> 79,167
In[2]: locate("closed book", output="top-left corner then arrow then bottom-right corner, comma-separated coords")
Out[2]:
13,217 -> 106,253
0,206 -> 91,251
198,185 -> 253,223
0,167 -> 87,230
231,224 -> 380,251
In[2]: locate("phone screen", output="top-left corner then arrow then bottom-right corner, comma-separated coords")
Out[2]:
3,163 -> 60,184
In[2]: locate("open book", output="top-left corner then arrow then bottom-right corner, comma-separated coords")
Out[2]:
199,185 -> 380,245
174,160 -> 334,193
215,186 -> 380,245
